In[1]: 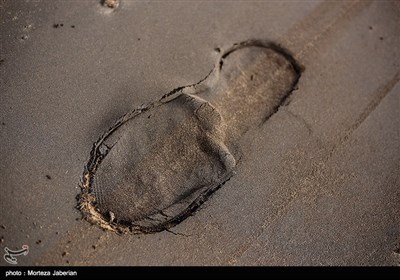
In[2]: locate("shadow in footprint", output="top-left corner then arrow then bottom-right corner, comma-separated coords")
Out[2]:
78,39 -> 302,234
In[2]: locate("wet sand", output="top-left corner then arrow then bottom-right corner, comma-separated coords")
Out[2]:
0,0 -> 399,265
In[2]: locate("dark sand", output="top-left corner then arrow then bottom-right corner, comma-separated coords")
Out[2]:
0,0 -> 399,265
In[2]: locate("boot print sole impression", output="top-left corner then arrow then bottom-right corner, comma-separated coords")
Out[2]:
78,40 -> 302,234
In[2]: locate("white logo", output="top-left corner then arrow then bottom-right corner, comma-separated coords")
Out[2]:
3,245 -> 29,265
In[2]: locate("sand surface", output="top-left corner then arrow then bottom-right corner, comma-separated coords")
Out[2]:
0,0 -> 399,265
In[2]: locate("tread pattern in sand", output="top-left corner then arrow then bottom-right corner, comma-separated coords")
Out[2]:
79,41 -> 300,233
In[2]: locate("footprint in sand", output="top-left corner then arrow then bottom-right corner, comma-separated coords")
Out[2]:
79,40 -> 302,234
